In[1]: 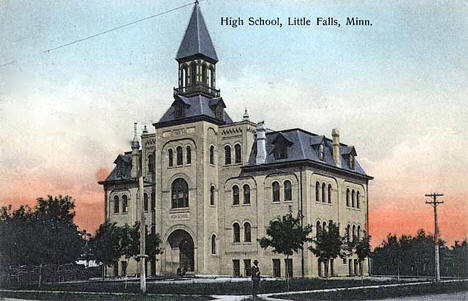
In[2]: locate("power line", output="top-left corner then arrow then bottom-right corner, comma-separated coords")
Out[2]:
425,192 -> 444,282
0,1 -> 201,69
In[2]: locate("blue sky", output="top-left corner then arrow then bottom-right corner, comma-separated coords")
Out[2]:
0,0 -> 467,241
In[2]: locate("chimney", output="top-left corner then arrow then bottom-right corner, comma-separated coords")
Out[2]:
255,121 -> 267,165
332,128 -> 341,167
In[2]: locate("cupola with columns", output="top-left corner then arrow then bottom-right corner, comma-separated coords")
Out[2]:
174,1 -> 219,98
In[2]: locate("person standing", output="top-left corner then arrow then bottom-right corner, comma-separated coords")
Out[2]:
251,260 -> 261,298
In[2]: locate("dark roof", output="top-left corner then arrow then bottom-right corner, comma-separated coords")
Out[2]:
158,94 -> 233,124
176,3 -> 218,63
247,129 -> 368,176
101,153 -> 133,183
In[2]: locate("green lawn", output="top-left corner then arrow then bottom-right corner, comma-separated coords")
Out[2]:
271,280 -> 468,300
1,278 -> 399,295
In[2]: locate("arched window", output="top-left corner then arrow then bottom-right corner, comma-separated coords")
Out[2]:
168,149 -> 173,167
357,226 -> 361,241
202,64 -> 208,85
316,221 -> 321,238
356,192 -> 360,208
233,223 -> 240,243
181,66 -> 187,88
211,234 -> 216,254
148,154 -> 154,173
176,146 -> 183,165
122,195 -> 128,213
316,182 -> 320,202
352,190 -> 355,207
144,193 -> 148,212
208,67 -> 213,87
113,196 -> 119,213
243,184 -> 250,204
232,185 -> 239,205
186,146 -> 191,164
225,145 -> 231,165
171,178 -> 189,208
284,180 -> 292,201
352,225 -> 356,242
234,144 -> 242,163
210,186 -> 215,206
323,221 -> 327,231
151,192 -> 155,211
272,181 -> 280,202
244,222 -> 251,242
209,145 -> 215,164
347,225 -> 351,241
327,184 -> 332,203
191,63 -> 197,85
346,189 -> 350,207
321,183 -> 326,203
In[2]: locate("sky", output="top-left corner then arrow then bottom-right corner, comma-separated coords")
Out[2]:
0,0 -> 467,248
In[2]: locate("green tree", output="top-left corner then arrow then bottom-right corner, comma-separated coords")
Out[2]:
258,213 -> 312,285
354,235 -> 371,277
0,196 -> 84,287
91,221 -> 122,279
309,222 -> 346,278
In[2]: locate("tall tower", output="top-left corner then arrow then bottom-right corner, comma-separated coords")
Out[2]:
174,2 -> 219,98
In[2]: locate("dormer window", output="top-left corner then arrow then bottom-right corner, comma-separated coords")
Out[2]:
318,143 -> 325,161
275,143 -> 288,159
349,155 -> 355,169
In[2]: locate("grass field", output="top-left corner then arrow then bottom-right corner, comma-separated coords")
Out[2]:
1,278 -> 399,296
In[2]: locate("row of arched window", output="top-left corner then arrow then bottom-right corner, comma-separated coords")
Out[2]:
315,182 -> 332,203
179,62 -> 215,88
113,195 -> 128,214
316,220 -> 333,238
232,184 -> 250,205
232,222 -> 252,243
224,144 -> 242,165
346,189 -> 360,208
143,192 -> 156,212
346,224 -> 362,242
272,180 -> 292,202
168,146 -> 191,167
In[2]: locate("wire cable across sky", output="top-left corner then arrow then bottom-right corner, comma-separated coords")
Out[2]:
0,0 -> 202,69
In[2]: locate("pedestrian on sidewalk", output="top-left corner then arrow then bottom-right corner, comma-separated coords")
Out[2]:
251,260 -> 261,299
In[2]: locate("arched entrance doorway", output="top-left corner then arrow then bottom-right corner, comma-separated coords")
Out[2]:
164,229 -> 194,274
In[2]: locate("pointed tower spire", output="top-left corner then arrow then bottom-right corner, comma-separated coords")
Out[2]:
176,2 -> 218,63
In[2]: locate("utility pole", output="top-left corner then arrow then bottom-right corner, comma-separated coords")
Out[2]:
425,192 -> 444,282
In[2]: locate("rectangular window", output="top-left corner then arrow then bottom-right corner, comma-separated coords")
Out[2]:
244,259 -> 251,277
273,259 -> 281,278
233,259 -> 240,277
285,258 -> 293,278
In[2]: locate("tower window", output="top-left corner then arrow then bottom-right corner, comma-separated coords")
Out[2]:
328,184 -> 332,203
122,195 -> 128,213
232,185 -> 239,205
352,190 -> 355,207
144,193 -> 148,212
233,223 -> 240,243
225,145 -> 232,165
244,222 -> 251,242
234,144 -> 242,163
346,189 -> 350,207
176,146 -> 183,165
171,178 -> 189,208
211,234 -> 216,254
284,180 -> 292,201
321,183 -> 326,203
210,185 -> 215,206
190,63 -> 197,85
243,184 -> 250,204
209,145 -> 215,164
148,154 -> 154,173
113,196 -> 119,213
272,181 -> 280,202
202,64 -> 208,85
316,182 -> 320,202
357,192 -> 360,208
168,149 -> 173,167
186,146 -> 191,164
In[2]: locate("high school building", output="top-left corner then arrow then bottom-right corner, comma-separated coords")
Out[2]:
99,2 -> 372,278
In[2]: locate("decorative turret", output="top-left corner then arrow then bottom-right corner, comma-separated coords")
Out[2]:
174,2 -> 220,98
131,122 -> 140,178
243,108 -> 250,121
